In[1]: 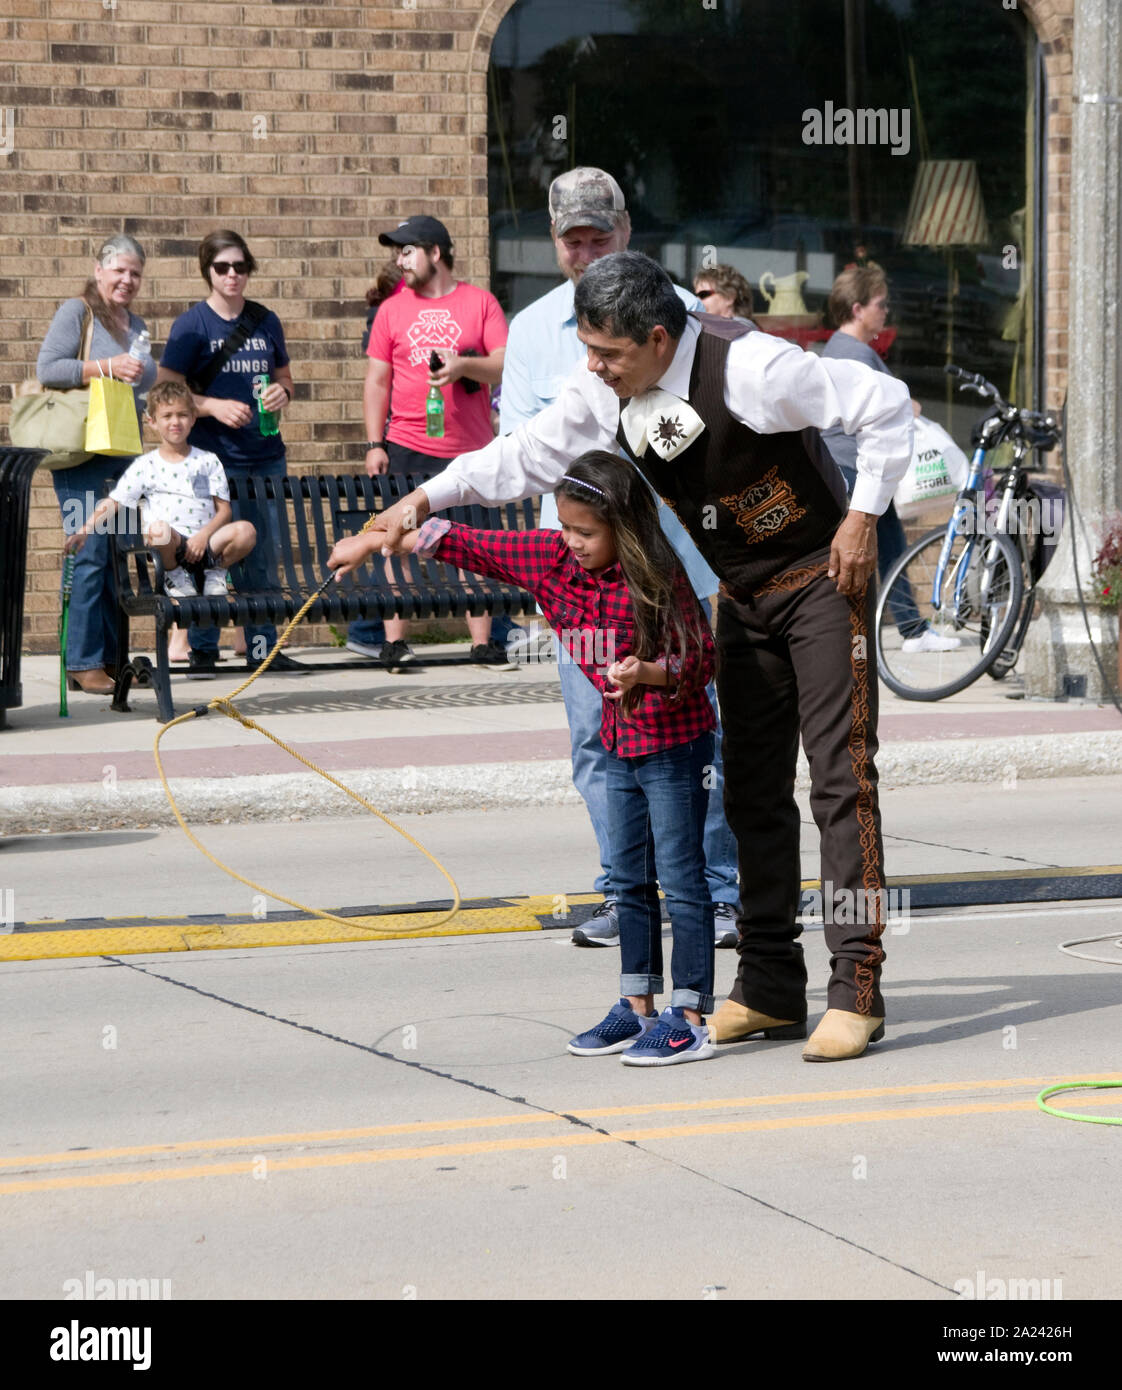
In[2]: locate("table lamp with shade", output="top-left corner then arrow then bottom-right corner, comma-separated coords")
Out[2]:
902,159 -> 989,417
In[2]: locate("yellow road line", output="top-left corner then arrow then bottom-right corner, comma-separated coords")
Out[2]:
7,1073 -> 1116,1169
6,866 -> 1119,965
3,1092 -> 1118,1196
0,904 -> 547,963
885,864 -> 1122,885
3,1078 -> 1118,1194
570,1071 -> 1122,1118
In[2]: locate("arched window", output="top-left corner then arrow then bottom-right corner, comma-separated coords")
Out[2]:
488,0 -> 1041,428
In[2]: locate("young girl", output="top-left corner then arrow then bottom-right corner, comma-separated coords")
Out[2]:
329,450 -> 719,1066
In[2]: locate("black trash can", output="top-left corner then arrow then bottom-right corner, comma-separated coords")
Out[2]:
0,448 -> 46,729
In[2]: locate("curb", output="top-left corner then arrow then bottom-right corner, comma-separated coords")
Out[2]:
4,730 -> 1122,834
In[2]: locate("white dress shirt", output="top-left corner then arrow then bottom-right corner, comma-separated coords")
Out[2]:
426,317 -> 913,520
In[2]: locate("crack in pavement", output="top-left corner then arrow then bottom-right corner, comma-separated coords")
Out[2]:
802,814 -> 1055,868
104,954 -> 957,1295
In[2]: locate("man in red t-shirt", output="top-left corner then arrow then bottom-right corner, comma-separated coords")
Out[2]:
359,215 -> 512,670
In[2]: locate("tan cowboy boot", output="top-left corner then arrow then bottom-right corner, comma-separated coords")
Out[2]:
802,1009 -> 885,1061
708,1000 -> 806,1045
67,668 -> 114,695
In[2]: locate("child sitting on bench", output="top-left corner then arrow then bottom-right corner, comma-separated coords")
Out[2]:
63,379 -> 256,600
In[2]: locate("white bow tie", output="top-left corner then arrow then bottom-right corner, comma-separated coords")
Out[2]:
620,388 -> 705,462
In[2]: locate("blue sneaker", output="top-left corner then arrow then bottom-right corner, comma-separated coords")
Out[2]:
620,1006 -> 715,1067
567,1000 -> 658,1056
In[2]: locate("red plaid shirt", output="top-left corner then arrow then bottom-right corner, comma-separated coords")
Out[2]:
417,519 -> 716,757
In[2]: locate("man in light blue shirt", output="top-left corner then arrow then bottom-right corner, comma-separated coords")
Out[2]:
499,167 -> 739,948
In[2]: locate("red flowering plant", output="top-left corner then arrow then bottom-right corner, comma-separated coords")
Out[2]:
1091,512 -> 1122,610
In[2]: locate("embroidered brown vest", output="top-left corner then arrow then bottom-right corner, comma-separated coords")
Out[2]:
616,317 -> 847,595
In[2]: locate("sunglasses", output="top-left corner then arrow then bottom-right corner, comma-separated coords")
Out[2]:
211,261 -> 249,277
695,288 -> 716,299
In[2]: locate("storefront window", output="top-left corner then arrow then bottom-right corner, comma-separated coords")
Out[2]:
488,0 -> 1040,431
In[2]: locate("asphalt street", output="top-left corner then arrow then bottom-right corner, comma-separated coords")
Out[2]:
1,778 -> 1120,1303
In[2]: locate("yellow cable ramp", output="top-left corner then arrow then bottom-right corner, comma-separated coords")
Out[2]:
153,534 -> 461,935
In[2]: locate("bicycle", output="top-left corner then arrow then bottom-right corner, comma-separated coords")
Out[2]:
874,365 -> 1063,701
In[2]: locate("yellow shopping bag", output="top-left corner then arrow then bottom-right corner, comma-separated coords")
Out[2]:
84,367 -> 142,457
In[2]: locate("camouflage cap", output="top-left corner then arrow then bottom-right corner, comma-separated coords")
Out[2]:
548,167 -> 627,236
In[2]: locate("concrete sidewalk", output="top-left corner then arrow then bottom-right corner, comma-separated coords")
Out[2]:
2,645 -> 1121,836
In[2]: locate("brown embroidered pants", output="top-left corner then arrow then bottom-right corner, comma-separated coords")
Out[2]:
715,550 -> 887,1021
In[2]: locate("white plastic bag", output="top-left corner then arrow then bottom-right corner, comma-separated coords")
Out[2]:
895,415 -> 969,516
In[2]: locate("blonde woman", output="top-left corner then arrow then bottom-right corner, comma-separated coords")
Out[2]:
37,234 -> 156,694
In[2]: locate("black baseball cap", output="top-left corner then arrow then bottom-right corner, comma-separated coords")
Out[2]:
378,215 -> 453,253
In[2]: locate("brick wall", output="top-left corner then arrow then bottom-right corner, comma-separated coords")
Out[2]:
1,0 -> 1073,654
0,0 -> 505,652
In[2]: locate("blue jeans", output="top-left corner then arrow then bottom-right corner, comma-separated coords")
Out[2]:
53,456 -> 125,672
607,733 -> 716,1013
557,607 -> 739,905
347,615 -> 386,647
190,465 -> 284,657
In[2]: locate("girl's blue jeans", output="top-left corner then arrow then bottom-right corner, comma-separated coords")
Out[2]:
605,731 -> 716,1014
53,455 -> 125,672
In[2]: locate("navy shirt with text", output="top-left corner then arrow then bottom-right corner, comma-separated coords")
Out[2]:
160,300 -> 290,469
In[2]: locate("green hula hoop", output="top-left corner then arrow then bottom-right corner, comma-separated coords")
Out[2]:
1036,1081 -> 1122,1126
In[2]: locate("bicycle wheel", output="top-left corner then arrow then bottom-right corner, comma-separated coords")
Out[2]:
876,526 -> 1024,700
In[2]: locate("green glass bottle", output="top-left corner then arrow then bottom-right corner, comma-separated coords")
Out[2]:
425,350 -> 445,439
257,375 -> 280,437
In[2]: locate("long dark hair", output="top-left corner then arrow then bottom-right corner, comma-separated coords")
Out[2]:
555,451 -> 709,719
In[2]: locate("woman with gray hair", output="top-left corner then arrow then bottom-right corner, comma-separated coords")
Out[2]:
37,233 -> 157,693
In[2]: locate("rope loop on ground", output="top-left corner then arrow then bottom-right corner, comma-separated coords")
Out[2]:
153,520 -> 461,935
1036,1080 -> 1122,1126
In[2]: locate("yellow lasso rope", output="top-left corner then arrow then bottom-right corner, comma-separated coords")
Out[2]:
153,531 -> 461,935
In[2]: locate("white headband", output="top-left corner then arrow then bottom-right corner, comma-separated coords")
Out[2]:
560,475 -> 606,498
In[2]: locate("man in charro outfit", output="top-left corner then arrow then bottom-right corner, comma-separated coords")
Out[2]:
355,252 -> 913,1061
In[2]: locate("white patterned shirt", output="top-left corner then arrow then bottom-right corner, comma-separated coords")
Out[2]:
110,445 -> 229,535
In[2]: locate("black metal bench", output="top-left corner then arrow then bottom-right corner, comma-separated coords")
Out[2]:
110,471 -> 536,722
0,448 -> 45,730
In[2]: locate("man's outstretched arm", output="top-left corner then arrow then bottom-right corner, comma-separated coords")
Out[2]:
372,363 -> 617,552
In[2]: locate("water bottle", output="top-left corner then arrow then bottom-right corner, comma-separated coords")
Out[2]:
257,374 -> 280,437
426,350 -> 445,439
128,329 -> 151,368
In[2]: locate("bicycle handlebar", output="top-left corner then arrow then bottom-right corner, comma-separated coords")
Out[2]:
944,363 -> 1061,447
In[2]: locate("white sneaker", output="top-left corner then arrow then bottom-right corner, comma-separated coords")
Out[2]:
203,567 -> 229,596
345,639 -> 383,658
901,627 -> 962,654
164,566 -> 198,598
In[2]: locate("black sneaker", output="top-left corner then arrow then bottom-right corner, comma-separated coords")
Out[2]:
379,640 -> 417,673
571,898 -> 620,947
186,649 -> 217,680
713,902 -> 739,949
246,650 -> 309,673
471,639 -> 518,671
